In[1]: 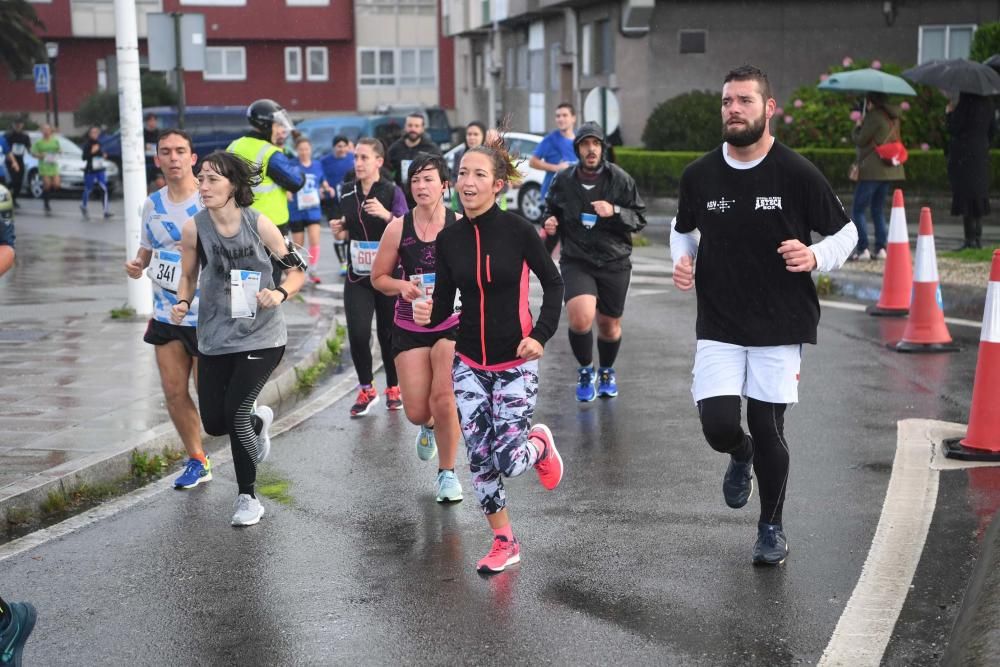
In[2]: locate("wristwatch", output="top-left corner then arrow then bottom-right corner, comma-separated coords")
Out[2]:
613,205 -> 621,215
276,286 -> 289,302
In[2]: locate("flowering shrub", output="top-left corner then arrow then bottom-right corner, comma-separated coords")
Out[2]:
774,58 -> 949,149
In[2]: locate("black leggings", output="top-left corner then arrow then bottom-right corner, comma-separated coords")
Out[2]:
198,346 -> 284,495
697,395 -> 789,525
344,277 -> 398,387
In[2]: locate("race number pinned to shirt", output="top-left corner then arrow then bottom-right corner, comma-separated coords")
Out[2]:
91,157 -> 106,171
401,159 -> 413,183
296,188 -> 321,210
11,145 -> 25,157
230,269 -> 261,319
410,272 -> 435,302
145,143 -> 157,158
43,153 -> 58,164
148,249 -> 181,292
349,240 -> 379,276
581,212 -> 598,230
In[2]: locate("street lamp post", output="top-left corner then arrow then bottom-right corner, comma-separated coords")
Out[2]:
45,42 -> 59,129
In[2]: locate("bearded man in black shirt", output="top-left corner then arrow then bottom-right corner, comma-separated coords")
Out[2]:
671,65 -> 857,566
387,113 -> 441,208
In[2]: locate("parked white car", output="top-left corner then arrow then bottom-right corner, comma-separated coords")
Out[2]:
20,131 -> 120,199
444,131 -> 547,223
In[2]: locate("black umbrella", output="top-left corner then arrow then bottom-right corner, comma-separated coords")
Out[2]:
985,54 -> 1000,72
903,58 -> 1000,95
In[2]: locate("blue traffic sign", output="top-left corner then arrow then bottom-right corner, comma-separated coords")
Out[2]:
34,64 -> 50,94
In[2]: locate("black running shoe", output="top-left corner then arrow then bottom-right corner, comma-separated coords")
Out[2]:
752,521 -> 789,566
0,601 -> 37,666
722,436 -> 754,509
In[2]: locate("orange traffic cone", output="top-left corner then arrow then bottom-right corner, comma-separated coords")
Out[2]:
945,250 -> 1000,461
867,189 -> 912,317
894,207 -> 960,353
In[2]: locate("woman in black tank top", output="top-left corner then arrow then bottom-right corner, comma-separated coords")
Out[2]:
372,154 -> 464,504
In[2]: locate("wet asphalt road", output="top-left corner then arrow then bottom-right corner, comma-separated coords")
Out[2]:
2,251 -> 995,665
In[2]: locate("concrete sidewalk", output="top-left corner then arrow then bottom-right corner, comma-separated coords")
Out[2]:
0,199 -> 344,530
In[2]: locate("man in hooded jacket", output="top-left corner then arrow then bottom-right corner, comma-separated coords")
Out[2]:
542,121 -> 647,402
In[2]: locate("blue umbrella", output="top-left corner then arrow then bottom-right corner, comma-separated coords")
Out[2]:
817,68 -> 917,96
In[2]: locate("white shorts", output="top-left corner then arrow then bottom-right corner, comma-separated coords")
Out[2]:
691,340 -> 802,405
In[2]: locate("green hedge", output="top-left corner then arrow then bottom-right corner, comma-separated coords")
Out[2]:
616,147 -> 1000,198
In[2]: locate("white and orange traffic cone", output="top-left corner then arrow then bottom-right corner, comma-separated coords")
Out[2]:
945,250 -> 1000,461
867,189 -> 912,317
894,207 -> 960,353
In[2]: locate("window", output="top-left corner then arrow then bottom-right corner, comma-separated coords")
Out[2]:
516,44 -> 528,88
359,48 -> 395,85
474,53 -> 483,88
529,49 -> 545,93
580,23 -> 593,77
72,0 -> 160,37
358,48 -> 435,87
679,30 -> 706,54
919,25 -> 976,63
505,47 -> 515,88
306,46 -> 328,81
285,47 -> 302,81
594,19 -> 613,74
204,46 -> 246,81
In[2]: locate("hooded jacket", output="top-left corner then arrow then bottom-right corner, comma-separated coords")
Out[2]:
852,103 -> 906,182
544,159 -> 647,269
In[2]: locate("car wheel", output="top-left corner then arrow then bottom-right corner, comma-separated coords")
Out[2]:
28,169 -> 44,199
517,183 -> 543,223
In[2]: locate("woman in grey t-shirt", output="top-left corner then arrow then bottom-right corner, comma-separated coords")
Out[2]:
171,150 -> 305,527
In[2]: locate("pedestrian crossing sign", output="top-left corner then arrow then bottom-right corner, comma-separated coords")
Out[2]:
34,64 -> 50,94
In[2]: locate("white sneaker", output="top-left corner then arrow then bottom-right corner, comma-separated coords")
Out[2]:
857,249 -> 871,261
874,248 -> 887,260
231,494 -> 265,526
254,405 -> 273,463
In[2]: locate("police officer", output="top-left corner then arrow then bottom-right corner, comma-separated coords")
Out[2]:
227,99 -> 305,237
542,121 -> 646,402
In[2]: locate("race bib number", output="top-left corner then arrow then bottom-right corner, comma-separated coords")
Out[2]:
91,157 -> 106,171
581,212 -> 598,230
11,145 -> 25,156
409,272 -> 435,302
145,143 -> 156,157
296,188 -> 320,209
230,269 -> 261,319
43,153 -> 58,164
401,159 -> 413,182
148,249 -> 181,292
349,240 -> 379,276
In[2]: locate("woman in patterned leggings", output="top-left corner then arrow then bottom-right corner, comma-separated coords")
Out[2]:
414,134 -> 565,574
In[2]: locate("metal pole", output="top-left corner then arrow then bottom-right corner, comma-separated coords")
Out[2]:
50,60 -> 59,129
114,0 -> 153,315
173,12 -> 186,129
45,92 -> 51,125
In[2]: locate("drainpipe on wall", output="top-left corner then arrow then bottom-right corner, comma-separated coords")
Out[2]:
563,8 -> 579,112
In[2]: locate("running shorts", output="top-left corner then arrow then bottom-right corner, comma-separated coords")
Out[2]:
391,324 -> 457,358
560,258 -> 631,318
691,340 -> 802,405
144,318 -> 198,358
288,218 -> 321,234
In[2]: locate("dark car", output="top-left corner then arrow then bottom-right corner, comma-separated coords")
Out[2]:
102,106 -> 249,164
296,115 -> 406,157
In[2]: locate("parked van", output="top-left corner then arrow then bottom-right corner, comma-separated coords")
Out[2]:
296,115 -> 406,157
102,106 -> 249,165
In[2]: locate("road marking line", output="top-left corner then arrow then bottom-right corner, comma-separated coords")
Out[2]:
0,369 -> 363,563
818,418 -> 948,666
819,299 -> 982,329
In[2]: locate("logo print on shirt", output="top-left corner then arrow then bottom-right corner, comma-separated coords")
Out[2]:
706,197 -> 735,213
755,196 -> 783,211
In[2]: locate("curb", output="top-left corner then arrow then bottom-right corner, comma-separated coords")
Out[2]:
0,312 -> 341,533
823,270 -> 986,322
942,508 -> 1000,666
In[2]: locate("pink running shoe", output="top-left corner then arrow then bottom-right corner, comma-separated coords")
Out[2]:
476,535 -> 520,573
530,424 -> 563,490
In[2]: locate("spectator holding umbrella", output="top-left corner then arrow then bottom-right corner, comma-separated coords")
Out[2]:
850,93 -> 906,261
946,94 -> 995,249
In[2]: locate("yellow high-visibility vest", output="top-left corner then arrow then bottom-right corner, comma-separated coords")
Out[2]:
227,136 -> 288,226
